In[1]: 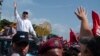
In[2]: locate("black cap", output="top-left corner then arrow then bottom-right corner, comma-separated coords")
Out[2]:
23,11 -> 28,14
12,33 -> 29,46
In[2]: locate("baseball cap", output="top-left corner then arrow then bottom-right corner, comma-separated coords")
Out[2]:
23,11 -> 28,14
12,33 -> 29,46
38,38 -> 63,54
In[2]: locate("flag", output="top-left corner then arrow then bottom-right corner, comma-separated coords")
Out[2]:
69,28 -> 78,45
92,11 -> 100,36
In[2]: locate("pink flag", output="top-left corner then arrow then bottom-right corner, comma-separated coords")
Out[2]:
92,11 -> 100,36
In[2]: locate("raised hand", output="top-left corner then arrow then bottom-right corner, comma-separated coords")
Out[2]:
75,6 -> 93,37
14,1 -> 17,8
75,7 -> 87,21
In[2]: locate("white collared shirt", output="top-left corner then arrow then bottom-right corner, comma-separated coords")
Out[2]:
15,9 -> 36,36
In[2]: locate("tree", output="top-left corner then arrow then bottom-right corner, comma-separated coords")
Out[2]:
34,21 -> 52,37
0,19 -> 11,28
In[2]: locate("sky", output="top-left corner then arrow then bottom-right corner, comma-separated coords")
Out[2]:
1,0 -> 100,40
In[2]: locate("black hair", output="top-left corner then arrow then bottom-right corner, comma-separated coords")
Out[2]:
79,36 -> 100,56
87,36 -> 100,56
69,47 -> 80,56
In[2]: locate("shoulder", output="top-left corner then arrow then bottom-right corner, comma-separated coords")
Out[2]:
27,19 -> 32,24
11,53 -> 20,56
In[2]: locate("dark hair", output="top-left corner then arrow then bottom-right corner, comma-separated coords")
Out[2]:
79,37 -> 92,45
87,36 -> 100,56
69,47 -> 80,56
15,41 -> 29,47
79,36 -> 100,56
23,11 -> 28,14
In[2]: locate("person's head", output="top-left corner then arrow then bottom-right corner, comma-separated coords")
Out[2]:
10,23 -> 16,29
69,46 -> 80,56
39,38 -> 63,56
22,11 -> 28,19
12,33 -> 29,56
79,36 -> 100,56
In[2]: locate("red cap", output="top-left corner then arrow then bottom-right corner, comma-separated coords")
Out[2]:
38,38 -> 63,54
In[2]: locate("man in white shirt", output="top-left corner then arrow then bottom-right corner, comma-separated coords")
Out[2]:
14,2 -> 39,44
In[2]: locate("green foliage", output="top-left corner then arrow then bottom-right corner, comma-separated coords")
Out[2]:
0,19 -> 11,28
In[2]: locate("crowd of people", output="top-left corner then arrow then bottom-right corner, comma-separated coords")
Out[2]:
0,1 -> 100,56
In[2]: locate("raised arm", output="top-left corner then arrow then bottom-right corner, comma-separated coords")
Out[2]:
14,2 -> 21,21
29,22 -> 37,37
75,7 -> 93,37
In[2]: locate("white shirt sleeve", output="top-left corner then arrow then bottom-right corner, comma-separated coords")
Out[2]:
15,9 -> 22,21
29,22 -> 37,37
